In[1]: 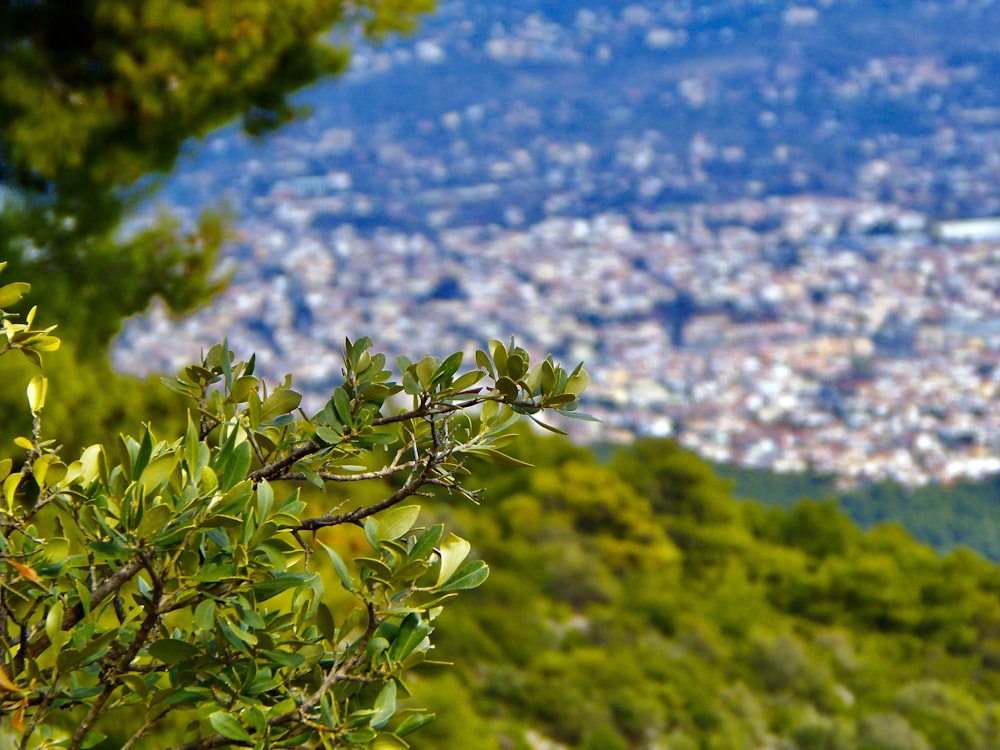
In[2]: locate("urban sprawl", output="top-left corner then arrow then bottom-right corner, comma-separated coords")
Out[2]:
116,1 -> 1000,488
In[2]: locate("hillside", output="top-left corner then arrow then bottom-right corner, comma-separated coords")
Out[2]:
376,435 -> 1000,749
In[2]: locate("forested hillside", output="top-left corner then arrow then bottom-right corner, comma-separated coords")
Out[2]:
355,434 -> 1000,749
720,464 -> 1000,561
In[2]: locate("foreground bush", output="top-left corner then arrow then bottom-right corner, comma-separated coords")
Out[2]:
0,265 -> 589,749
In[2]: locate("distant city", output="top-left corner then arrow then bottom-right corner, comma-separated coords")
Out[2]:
116,0 -> 1000,487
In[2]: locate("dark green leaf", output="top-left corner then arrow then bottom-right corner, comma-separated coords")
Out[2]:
432,351 -> 464,385
147,638 -> 201,665
333,387 -> 353,426
133,428 -> 154,480
261,649 -> 305,668
357,557 -> 395,581
495,376 -> 519,401
387,613 -> 431,664
408,524 -> 443,563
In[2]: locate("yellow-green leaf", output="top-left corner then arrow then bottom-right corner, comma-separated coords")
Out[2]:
435,534 -> 471,588
3,471 -> 22,510
0,282 -> 30,308
137,503 -> 173,539
26,375 -> 47,415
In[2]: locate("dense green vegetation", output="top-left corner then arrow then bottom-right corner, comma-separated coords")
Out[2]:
371,435 -> 1000,749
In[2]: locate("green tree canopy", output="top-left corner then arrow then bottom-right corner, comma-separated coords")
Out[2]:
0,0 -> 433,342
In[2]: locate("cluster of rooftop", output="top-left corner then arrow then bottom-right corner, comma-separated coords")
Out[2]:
117,195 -> 1000,488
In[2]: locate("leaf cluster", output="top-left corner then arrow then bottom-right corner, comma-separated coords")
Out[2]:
0,279 -> 587,749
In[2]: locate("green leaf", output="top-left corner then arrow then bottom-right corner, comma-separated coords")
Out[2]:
387,613 -> 431,664
435,534 -> 471,588
194,599 -> 216,631
364,517 -> 382,549
489,340 -> 508,374
261,649 -> 305,667
316,602 -> 335,638
357,557 -> 395,581
408,524 -> 443,563
447,369 -> 484,395
319,543 -> 356,592
251,573 -> 309,600
315,425 -> 342,445
565,365 -> 589,395
89,540 -> 123,560
395,712 -> 436,737
414,356 -> 437,387
80,732 -> 108,749
256,480 -> 274,520
133,428 -> 154,481
529,415 -> 568,435
260,389 -> 302,422
248,390 -> 262,431
221,441 -> 253,492
506,352 -> 526,381
231,375 -> 258,403
333,387 -> 353,426
3,471 -> 21,511
371,734 -> 410,750
542,393 -> 578,407
148,638 -> 201,665
344,728 -> 378,744
77,444 -> 103,486
371,681 -> 398,729
495,376 -> 519,401
474,349 -> 495,378
432,351 -> 464,385
366,636 -> 390,662
376,505 -> 421,542
120,674 -> 150,700
57,647 -> 84,672
437,560 -> 489,592
209,711 -> 254,744
45,599 -> 65,649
